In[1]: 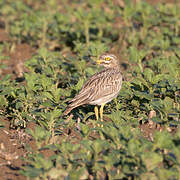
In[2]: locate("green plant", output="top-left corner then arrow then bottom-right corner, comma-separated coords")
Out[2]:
0,0 -> 180,179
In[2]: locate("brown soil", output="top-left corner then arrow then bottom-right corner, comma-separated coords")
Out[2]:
0,28 -> 35,179
0,37 -> 35,78
146,0 -> 179,4
0,118 -> 27,180
0,0 -> 178,179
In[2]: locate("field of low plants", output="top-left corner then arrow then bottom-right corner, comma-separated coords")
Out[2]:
0,0 -> 180,179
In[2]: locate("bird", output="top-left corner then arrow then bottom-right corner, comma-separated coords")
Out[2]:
63,53 -> 122,122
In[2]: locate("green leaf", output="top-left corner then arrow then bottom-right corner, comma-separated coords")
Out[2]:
21,166 -> 42,178
143,68 -> 154,83
142,152 -> 163,171
43,92 -> 53,101
0,95 -> 8,107
153,131 -> 173,149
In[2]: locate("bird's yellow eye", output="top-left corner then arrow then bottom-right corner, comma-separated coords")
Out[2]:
105,57 -> 111,61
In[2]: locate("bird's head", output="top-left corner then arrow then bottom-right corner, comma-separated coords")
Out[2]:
96,54 -> 119,68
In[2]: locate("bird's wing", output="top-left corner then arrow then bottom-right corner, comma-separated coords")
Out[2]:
69,69 -> 122,106
88,71 -> 122,101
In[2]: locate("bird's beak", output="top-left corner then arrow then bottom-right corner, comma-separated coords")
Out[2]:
96,59 -> 102,65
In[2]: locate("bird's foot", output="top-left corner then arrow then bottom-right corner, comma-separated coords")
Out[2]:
97,119 -> 104,127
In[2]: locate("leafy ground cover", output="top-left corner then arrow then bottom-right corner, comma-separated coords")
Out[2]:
0,0 -> 180,179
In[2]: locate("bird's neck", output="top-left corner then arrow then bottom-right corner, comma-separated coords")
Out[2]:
107,64 -> 121,70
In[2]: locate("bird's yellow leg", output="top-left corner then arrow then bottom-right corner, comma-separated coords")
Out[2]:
94,106 -> 99,121
100,103 -> 105,121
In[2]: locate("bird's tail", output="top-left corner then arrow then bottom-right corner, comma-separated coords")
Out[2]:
63,95 -> 88,116
63,100 -> 86,116
62,106 -> 74,116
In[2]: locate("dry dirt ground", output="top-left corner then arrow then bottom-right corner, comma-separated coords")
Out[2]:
0,0 -> 178,179
0,118 -> 29,180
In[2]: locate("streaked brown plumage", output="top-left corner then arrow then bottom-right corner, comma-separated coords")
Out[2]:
63,54 -> 122,121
